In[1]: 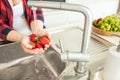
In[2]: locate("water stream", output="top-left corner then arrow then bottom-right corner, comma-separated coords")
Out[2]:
32,7 -> 56,80
32,7 -> 45,79
34,54 -> 55,80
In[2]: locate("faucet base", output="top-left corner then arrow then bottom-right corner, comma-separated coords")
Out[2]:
75,69 -> 88,78
74,62 -> 88,74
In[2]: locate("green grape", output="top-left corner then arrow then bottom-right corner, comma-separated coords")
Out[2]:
93,14 -> 120,32
118,25 -> 120,28
114,27 -> 118,32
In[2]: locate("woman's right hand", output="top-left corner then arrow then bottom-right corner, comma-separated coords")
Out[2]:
21,36 -> 44,54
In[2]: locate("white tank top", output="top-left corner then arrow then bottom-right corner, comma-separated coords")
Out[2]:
12,2 -> 31,35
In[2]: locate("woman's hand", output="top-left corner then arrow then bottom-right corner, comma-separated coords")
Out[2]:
21,36 -> 45,54
31,20 -> 51,50
35,29 -> 51,50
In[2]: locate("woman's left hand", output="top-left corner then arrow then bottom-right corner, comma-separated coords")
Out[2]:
21,36 -> 45,54
37,29 -> 51,50
31,20 -> 51,51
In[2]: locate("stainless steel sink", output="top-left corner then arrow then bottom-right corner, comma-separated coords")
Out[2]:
48,25 -> 113,80
0,25 -> 114,80
0,43 -> 67,80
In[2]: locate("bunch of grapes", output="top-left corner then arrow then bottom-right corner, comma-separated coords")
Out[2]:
93,14 -> 120,32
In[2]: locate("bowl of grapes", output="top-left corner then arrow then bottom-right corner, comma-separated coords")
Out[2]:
92,14 -> 120,36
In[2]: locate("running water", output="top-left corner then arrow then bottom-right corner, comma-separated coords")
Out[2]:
32,7 -> 43,79
34,54 -> 49,79
32,7 -> 55,80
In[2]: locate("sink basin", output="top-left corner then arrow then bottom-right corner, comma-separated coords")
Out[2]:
0,43 -> 67,80
0,25 -> 113,80
48,25 -> 113,80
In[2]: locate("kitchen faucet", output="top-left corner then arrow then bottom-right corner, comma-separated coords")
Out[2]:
27,0 -> 92,79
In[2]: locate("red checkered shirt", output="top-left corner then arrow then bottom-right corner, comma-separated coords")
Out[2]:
0,0 -> 44,40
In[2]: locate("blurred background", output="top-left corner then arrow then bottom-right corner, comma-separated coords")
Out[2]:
42,0 -> 119,27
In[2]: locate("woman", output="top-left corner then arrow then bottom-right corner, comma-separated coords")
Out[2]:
0,0 -> 51,54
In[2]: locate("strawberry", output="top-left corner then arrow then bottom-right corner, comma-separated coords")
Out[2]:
40,36 -> 50,46
29,34 -> 38,42
29,34 -> 50,49
36,43 -> 43,48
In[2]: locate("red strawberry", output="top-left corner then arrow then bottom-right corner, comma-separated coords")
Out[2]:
29,34 -> 38,42
29,34 -> 50,49
40,36 -> 50,45
36,43 -> 43,48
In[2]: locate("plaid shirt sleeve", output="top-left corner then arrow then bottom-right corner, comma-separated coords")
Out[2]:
24,0 -> 44,27
0,0 -> 14,40
0,0 -> 45,40
0,19 -> 13,40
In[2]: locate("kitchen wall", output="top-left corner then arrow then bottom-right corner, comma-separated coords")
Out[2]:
43,0 -> 119,27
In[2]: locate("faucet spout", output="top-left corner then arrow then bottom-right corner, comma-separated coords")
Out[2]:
28,0 -> 92,76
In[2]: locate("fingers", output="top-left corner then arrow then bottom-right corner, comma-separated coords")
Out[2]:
24,43 -> 33,49
21,36 -> 32,49
44,44 -> 49,50
30,48 -> 44,54
23,46 -> 44,54
29,44 -> 50,54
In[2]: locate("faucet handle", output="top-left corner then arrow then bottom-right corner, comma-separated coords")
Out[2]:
59,40 -> 64,53
59,39 -> 90,62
